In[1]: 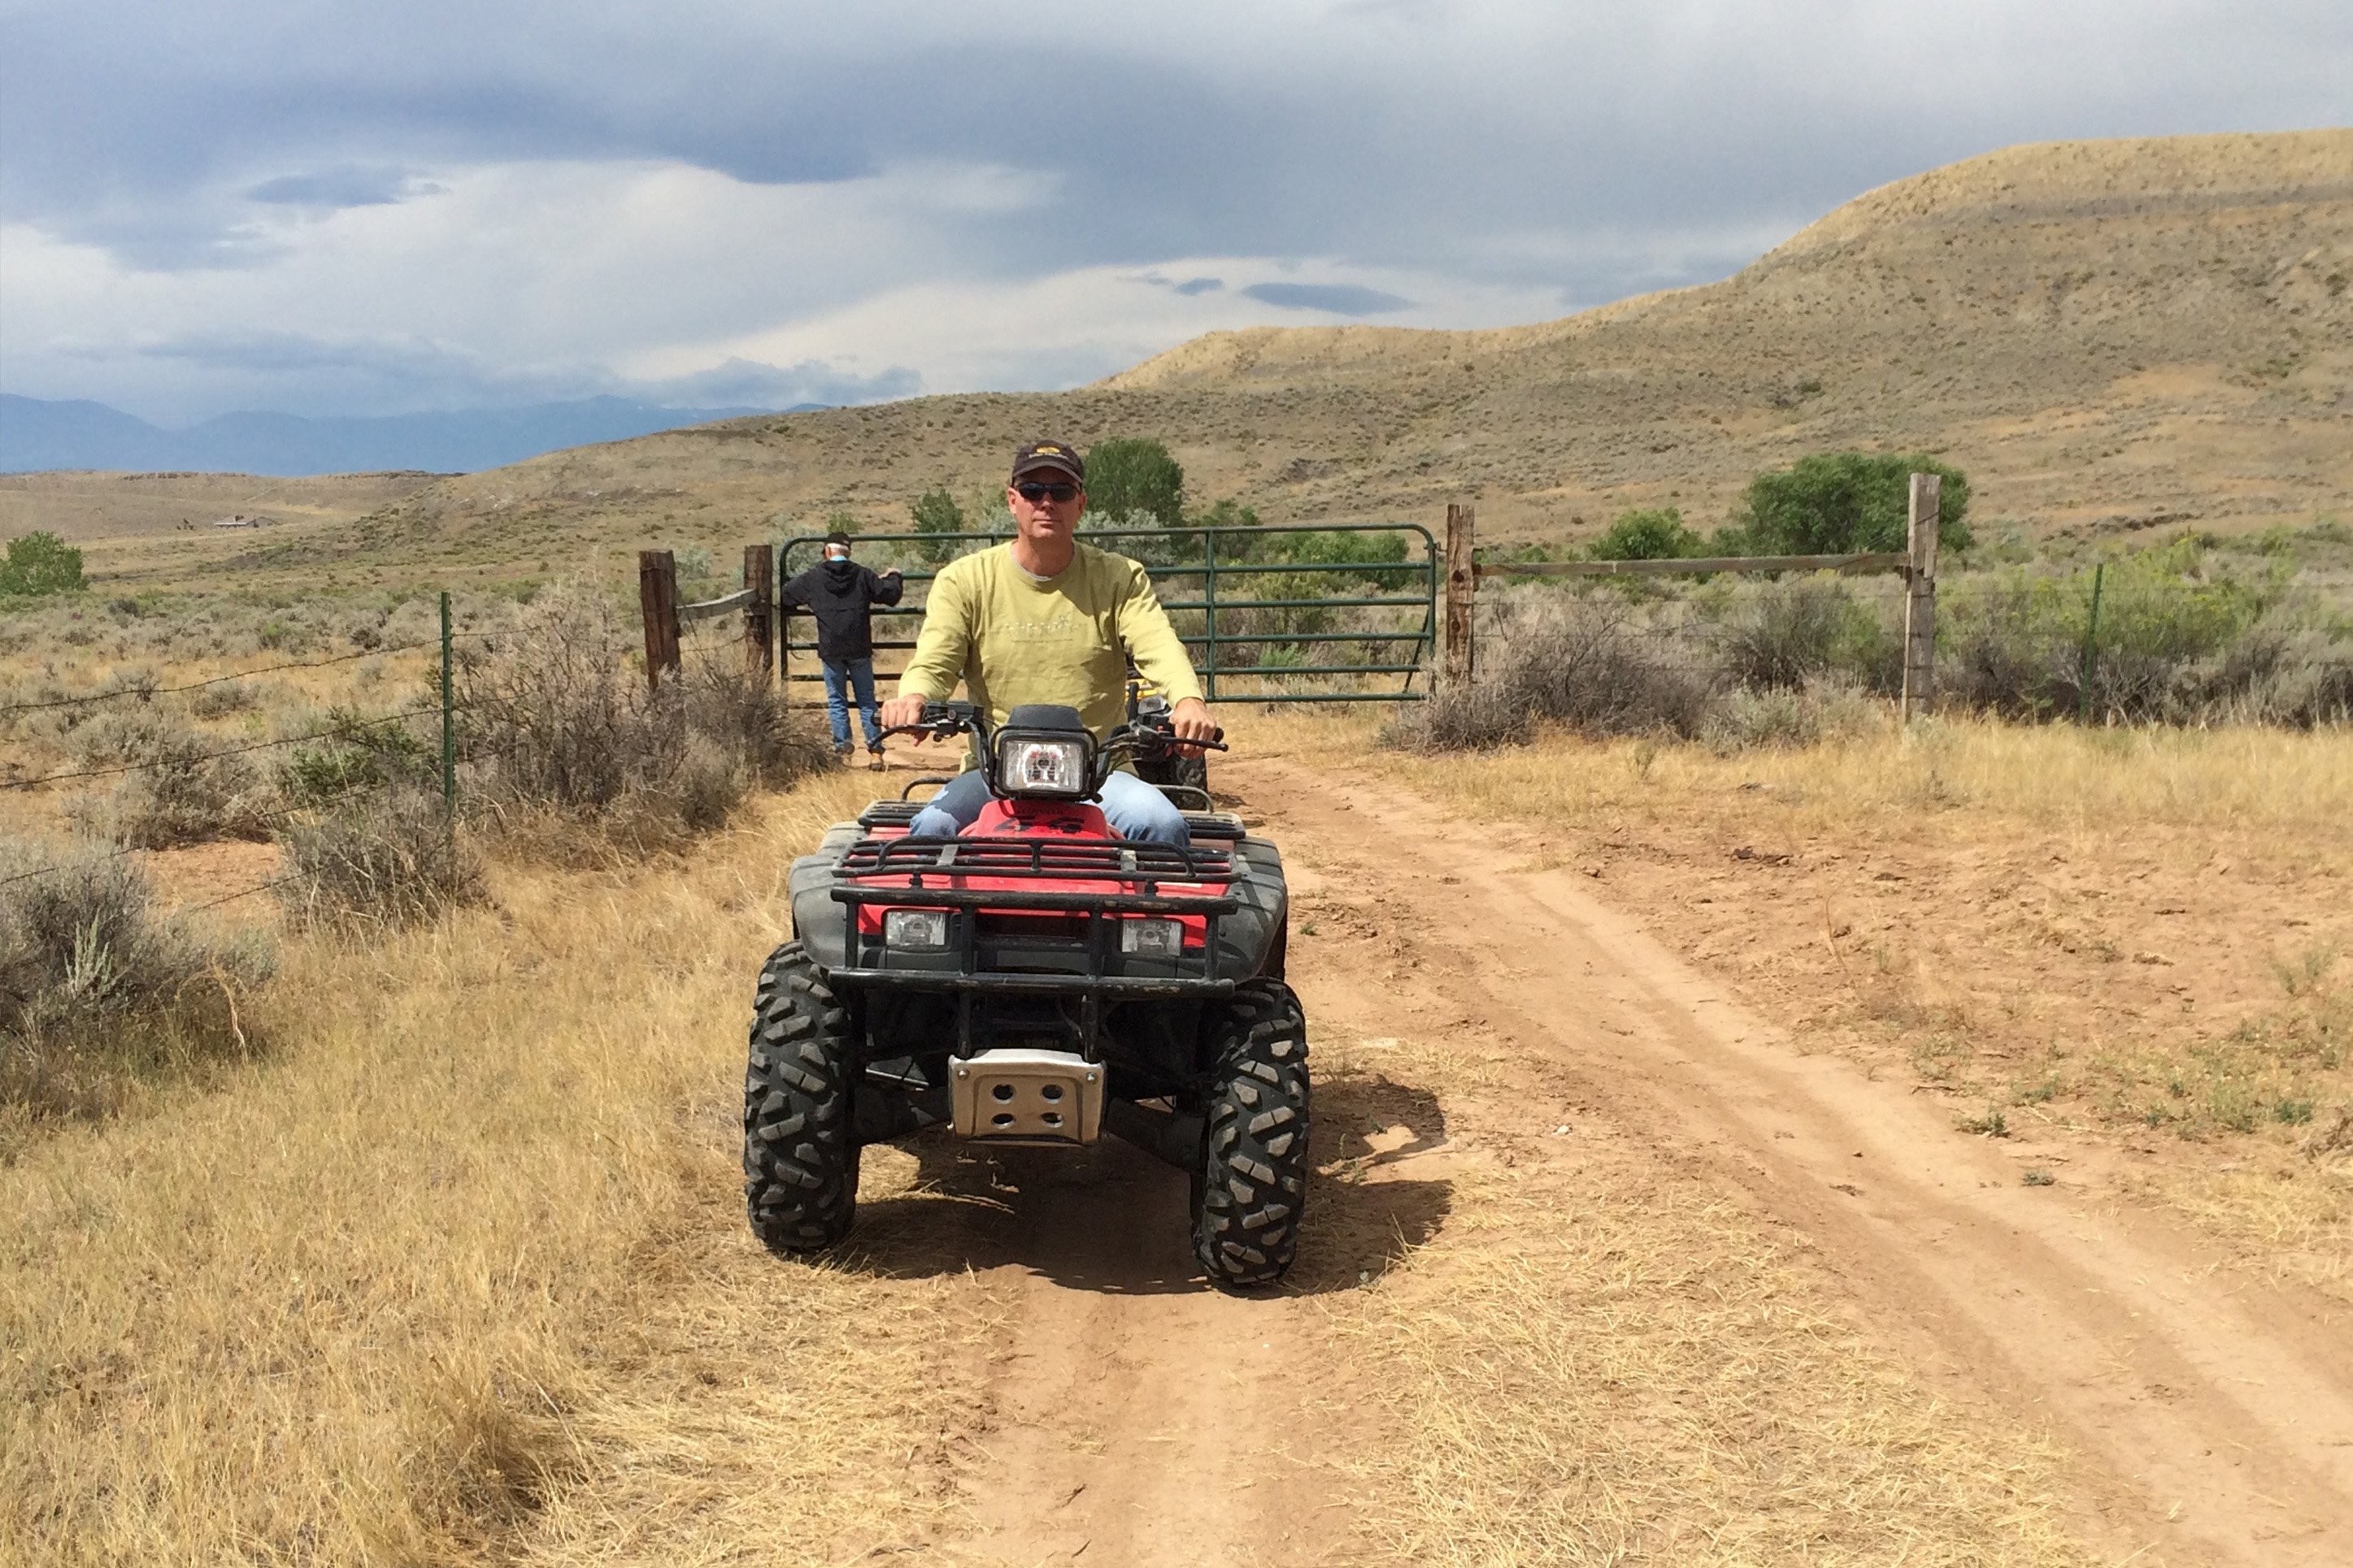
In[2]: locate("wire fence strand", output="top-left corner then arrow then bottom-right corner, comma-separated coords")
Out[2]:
0,632 -> 494,716
183,873 -> 304,914
2,701 -> 463,793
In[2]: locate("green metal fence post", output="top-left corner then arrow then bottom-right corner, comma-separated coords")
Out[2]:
1202,529 -> 1219,702
2078,562 -> 2105,725
440,591 -> 456,818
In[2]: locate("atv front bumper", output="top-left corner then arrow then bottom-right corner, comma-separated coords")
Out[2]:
828,881 -> 1241,1001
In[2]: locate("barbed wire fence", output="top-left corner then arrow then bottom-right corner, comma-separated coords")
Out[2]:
1447,480 -> 1948,721
2,593 -> 491,912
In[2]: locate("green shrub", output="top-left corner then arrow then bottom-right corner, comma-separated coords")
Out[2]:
1702,680 -> 1881,754
1735,454 -> 1972,556
1588,507 -> 1705,562
1083,438 -> 1185,528
0,531 -> 86,598
279,706 -> 436,806
1940,540 -> 2293,721
909,486 -> 966,564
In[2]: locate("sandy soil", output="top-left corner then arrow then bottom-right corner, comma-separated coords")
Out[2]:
755,749 -> 2349,1565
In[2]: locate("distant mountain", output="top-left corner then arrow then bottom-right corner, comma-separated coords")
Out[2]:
0,393 -> 822,476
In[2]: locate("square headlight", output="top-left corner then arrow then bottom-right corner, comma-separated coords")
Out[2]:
1120,918 -> 1184,957
884,909 -> 950,950
998,736 -> 1089,797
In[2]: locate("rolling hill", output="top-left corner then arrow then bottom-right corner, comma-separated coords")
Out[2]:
20,129 -> 2353,591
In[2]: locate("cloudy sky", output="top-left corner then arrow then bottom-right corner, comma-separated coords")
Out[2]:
2,1 -> 2344,425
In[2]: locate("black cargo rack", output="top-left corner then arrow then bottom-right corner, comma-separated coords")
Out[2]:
838,835 -> 1233,884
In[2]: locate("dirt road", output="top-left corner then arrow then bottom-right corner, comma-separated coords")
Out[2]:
828,756 -> 2352,1565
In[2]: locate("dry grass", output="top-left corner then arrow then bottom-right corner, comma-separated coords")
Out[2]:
0,771 -> 995,1566
1363,702 -> 2353,833
1309,1038 -> 2089,1566
0,839 -> 272,1144
277,788 -> 489,932
1261,706 -> 2353,1302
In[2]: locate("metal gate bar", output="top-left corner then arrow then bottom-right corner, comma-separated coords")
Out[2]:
779,523 -> 1437,704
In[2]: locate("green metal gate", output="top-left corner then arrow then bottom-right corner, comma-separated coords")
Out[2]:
778,523 -> 1436,704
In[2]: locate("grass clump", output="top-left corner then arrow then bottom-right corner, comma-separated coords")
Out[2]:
456,584 -> 830,855
63,707 -> 275,849
279,789 -> 487,932
1715,576 -> 1898,690
1385,592 -> 1713,753
0,840 -> 270,1136
1386,586 -> 1885,754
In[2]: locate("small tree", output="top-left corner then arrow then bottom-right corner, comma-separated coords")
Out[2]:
0,531 -> 85,597
1587,507 -> 1705,562
1736,454 -> 1972,556
1084,439 -> 1185,528
910,487 -> 964,564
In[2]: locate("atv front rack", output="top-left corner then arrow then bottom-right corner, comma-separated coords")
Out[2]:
840,833 -> 1234,884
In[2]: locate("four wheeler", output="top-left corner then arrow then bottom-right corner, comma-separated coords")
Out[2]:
742,701 -> 1308,1289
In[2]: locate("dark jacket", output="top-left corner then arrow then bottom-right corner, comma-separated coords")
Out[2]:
779,558 -> 904,662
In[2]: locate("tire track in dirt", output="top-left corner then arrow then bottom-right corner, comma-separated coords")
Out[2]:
1242,755 -> 2353,1566
845,1109 -> 1369,1564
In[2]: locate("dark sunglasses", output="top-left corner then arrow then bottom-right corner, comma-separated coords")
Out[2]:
1014,480 -> 1080,504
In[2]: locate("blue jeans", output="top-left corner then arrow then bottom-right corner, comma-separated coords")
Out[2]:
909,768 -> 1191,846
821,658 -> 882,749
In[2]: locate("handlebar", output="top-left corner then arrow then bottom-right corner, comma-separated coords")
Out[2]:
875,700 -> 977,745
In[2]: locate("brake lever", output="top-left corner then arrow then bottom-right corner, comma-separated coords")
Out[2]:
1128,723 -> 1229,754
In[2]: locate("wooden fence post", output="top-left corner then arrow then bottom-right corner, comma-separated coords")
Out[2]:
638,549 -> 681,692
1900,473 -> 1941,722
1444,502 -> 1477,685
742,543 -> 774,684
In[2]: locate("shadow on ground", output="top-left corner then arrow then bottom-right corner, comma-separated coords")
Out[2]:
838,1072 -> 1452,1297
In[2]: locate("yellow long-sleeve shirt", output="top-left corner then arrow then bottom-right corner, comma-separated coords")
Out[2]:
895,541 -> 1204,746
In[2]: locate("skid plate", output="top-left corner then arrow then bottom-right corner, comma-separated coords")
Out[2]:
950,1049 -> 1104,1144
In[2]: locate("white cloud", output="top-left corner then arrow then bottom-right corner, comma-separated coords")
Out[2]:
651,254 -> 1575,395
2,1 -> 2346,420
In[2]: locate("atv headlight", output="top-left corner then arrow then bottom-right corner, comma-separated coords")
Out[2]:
998,736 -> 1089,798
884,909 -> 950,951
1120,918 -> 1183,957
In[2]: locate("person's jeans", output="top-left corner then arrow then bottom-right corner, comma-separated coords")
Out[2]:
908,767 -> 1191,845
821,657 -> 882,749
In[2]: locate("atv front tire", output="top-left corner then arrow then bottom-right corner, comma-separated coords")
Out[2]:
1194,979 -> 1311,1289
743,941 -> 861,1252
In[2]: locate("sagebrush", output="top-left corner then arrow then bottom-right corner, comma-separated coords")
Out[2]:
0,840 -> 271,1134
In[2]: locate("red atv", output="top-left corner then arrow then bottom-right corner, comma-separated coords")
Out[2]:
742,701 -> 1309,1288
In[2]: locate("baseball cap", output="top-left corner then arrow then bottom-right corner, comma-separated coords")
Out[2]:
1011,440 -> 1085,483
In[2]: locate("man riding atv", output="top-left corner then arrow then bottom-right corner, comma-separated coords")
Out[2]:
875,439 -> 1219,845
745,440 -> 1308,1288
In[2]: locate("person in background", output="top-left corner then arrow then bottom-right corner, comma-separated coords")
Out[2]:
780,530 -> 903,769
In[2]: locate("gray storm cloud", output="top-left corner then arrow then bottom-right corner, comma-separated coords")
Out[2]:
2,1 -> 2346,419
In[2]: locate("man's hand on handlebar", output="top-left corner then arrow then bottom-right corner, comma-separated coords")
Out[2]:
1168,696 -> 1220,754
876,693 -> 932,738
